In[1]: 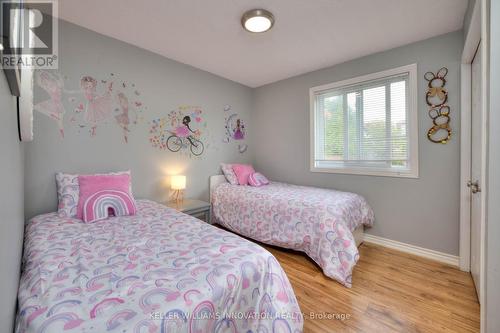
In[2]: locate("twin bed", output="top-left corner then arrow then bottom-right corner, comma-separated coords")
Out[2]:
210,176 -> 374,287
16,175 -> 374,332
16,200 -> 303,333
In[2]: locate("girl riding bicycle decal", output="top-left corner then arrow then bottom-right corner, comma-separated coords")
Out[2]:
149,106 -> 206,156
175,116 -> 199,138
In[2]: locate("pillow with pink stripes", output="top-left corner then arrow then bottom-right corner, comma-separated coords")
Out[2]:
77,173 -> 136,223
248,172 -> 270,187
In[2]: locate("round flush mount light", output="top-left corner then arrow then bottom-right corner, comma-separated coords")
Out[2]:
241,9 -> 275,33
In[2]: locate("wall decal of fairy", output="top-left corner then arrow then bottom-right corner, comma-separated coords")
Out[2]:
80,76 -> 114,137
224,113 -> 245,141
34,70 -> 145,142
222,105 -> 248,153
34,71 -> 67,137
114,92 -> 131,143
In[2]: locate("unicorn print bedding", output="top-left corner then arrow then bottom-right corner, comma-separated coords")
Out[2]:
16,200 -> 303,333
211,182 -> 375,287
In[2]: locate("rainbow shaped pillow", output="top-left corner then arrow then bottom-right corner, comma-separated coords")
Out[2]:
248,172 -> 270,187
77,173 -> 136,223
83,190 -> 136,223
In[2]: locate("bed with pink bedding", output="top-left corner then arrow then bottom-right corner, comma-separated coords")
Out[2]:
16,200 -> 303,333
211,182 -> 375,287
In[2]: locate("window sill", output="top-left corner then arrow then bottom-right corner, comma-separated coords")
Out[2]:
310,166 -> 419,178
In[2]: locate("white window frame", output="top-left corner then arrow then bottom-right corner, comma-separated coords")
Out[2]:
309,64 -> 419,178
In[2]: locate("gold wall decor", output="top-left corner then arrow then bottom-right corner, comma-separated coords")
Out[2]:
424,67 -> 451,144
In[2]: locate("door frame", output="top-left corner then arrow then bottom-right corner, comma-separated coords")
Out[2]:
459,0 -> 488,330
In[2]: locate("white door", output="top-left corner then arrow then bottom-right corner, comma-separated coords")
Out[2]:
470,42 -> 482,300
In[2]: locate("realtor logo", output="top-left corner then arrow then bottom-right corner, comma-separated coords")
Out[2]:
1,0 -> 58,68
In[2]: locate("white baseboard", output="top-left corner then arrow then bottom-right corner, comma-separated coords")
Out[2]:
363,234 -> 460,267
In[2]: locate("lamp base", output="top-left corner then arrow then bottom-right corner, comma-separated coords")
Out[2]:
171,189 -> 184,205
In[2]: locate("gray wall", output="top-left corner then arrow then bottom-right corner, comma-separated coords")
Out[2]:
464,0 -> 477,39
486,0 -> 499,331
0,74 -> 25,330
253,31 -> 463,255
25,20 -> 254,219
25,22 -> 466,256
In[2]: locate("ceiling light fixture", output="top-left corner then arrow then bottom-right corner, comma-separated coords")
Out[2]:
0,43 -> 4,51
241,9 -> 275,33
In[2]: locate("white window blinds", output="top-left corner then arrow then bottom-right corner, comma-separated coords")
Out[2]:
310,65 -> 418,177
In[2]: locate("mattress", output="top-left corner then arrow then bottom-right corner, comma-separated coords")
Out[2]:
16,200 -> 303,332
212,182 -> 374,287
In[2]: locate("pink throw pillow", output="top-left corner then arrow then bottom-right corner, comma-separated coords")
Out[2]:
248,172 -> 270,187
232,164 -> 255,185
77,173 -> 136,223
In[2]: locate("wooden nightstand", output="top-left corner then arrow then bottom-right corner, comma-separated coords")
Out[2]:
167,199 -> 211,222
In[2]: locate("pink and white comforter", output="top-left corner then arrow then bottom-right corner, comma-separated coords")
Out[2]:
212,183 -> 374,287
16,200 -> 303,333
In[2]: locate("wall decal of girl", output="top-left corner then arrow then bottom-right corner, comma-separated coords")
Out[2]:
233,119 -> 245,140
175,116 -> 197,138
149,106 -> 206,157
224,113 -> 246,141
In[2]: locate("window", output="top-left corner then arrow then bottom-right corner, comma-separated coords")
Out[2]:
310,64 -> 418,178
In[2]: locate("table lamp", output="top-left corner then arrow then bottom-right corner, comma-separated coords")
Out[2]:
171,175 -> 186,204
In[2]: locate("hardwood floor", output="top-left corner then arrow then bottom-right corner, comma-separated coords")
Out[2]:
264,242 -> 480,333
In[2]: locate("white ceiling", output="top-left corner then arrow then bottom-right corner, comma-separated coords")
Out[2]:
56,0 -> 468,88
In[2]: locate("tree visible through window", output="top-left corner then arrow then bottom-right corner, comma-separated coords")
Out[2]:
311,65 -> 418,177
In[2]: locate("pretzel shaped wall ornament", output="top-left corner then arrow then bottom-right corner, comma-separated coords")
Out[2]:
427,105 -> 451,143
424,67 -> 451,144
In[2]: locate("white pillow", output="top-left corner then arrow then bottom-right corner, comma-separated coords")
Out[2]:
56,173 -> 79,217
220,163 -> 238,185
